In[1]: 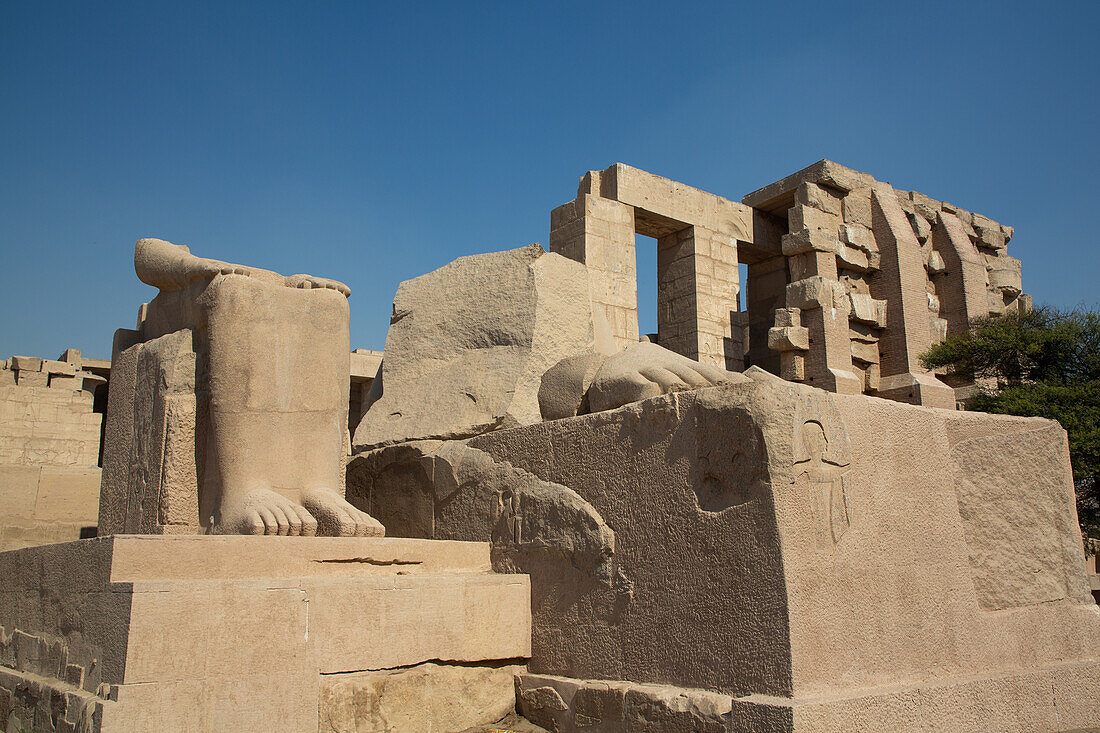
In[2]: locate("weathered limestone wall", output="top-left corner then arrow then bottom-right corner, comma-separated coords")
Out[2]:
0,351 -> 105,550
0,466 -> 99,552
0,353 -> 103,467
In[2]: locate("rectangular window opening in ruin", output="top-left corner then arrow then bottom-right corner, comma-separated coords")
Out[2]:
738,263 -> 748,311
635,233 -> 658,341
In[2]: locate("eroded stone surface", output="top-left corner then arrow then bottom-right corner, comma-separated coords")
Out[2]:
320,661 -> 523,733
354,244 -> 600,450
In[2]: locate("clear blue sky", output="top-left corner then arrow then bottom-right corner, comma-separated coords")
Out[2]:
2,1 -> 1097,360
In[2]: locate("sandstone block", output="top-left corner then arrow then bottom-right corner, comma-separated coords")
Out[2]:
780,351 -> 806,381
48,374 -> 79,390
927,250 -> 946,274
321,662 -> 522,733
788,203 -> 839,236
795,182 -> 842,217
908,211 -> 932,242
10,356 -> 42,372
458,383 -> 1100,715
976,223 -> 1007,250
781,229 -> 839,256
988,255 -> 1023,295
837,244 -> 871,271
842,191 -> 873,227
774,307 -> 801,328
59,348 -> 82,366
789,250 -> 837,280
354,244 -> 600,450
41,359 -> 77,376
768,326 -> 810,352
909,191 -> 941,222
786,276 -> 846,310
840,223 -> 875,252
933,315 -> 948,341
865,361 -> 880,391
16,370 -> 48,387
850,339 -> 879,363
0,535 -> 531,732
847,292 -> 886,328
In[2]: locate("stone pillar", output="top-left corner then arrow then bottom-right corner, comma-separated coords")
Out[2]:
549,195 -> 638,349
656,225 -> 741,369
777,195 -> 861,395
932,212 -> 990,338
869,188 -> 955,408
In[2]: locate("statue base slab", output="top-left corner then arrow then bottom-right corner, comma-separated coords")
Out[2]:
0,535 -> 530,732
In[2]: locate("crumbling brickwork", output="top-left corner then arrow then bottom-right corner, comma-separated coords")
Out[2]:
553,160 -> 1029,408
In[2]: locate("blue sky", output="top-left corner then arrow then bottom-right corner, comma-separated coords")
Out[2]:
2,1 -> 1097,359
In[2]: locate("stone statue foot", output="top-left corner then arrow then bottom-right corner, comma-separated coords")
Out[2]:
284,274 -> 351,297
215,487 -> 320,536
194,258 -> 253,280
587,342 -> 749,413
301,488 -> 385,537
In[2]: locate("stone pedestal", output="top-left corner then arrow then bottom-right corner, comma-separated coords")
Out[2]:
461,376 -> 1100,732
0,535 -> 530,732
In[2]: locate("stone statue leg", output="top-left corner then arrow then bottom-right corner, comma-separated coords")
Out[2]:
203,275 -> 381,536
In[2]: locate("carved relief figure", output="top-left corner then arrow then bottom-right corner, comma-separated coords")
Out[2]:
794,420 -> 852,546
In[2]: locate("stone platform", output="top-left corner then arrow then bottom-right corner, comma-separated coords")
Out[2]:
0,535 -> 531,732
353,374 -> 1100,732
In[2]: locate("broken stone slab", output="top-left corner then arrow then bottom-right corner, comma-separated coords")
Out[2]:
850,339 -> 879,364
517,673 -> 733,733
908,190 -> 941,222
346,439 -> 617,581
354,244 -> 601,450
927,249 -> 946,274
908,211 -> 932,242
837,243 -> 871,271
840,223 -> 876,253
781,227 -> 841,256
321,661 -> 523,733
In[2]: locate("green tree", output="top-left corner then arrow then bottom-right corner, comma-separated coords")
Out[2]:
920,306 -> 1100,538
